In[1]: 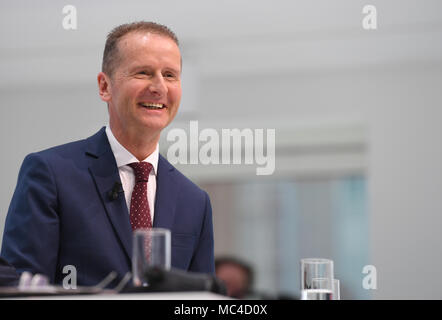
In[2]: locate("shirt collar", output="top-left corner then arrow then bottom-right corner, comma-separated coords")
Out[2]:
105,125 -> 159,176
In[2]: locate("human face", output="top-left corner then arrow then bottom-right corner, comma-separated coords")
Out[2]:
101,32 -> 182,141
216,264 -> 249,298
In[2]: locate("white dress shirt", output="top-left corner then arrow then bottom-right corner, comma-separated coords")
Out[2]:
105,126 -> 158,222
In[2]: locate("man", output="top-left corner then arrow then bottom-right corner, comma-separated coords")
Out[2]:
215,256 -> 297,300
0,257 -> 19,287
215,256 -> 254,299
1,22 -> 214,287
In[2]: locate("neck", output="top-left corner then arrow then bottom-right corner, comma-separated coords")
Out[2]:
110,124 -> 160,161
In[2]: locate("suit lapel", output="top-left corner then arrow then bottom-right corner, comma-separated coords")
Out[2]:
86,128 -> 133,263
84,130 -> 178,263
153,155 -> 178,231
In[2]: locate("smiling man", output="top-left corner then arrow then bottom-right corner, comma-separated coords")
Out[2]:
0,22 -> 214,287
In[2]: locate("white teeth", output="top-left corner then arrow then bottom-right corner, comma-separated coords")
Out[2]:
141,103 -> 164,109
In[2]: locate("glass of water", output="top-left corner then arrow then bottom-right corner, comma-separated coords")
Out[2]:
332,279 -> 340,300
132,228 -> 171,287
301,258 -> 334,300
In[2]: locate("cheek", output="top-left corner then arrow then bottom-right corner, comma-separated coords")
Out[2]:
169,83 -> 182,104
115,82 -> 142,101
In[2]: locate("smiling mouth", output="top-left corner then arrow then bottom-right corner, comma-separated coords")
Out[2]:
139,102 -> 166,110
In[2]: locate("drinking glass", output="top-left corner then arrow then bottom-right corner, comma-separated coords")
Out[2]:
333,279 -> 340,300
314,278 -> 341,300
132,228 -> 171,287
300,258 -> 334,300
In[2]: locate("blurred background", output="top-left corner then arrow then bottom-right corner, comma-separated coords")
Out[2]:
1,0 -> 441,299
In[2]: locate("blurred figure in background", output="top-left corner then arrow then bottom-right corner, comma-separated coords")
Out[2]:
215,255 -> 299,299
215,256 -> 254,299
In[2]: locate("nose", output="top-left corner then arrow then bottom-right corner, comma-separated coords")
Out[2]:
148,73 -> 168,96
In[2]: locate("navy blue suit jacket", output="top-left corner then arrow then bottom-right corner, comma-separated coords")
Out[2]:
1,127 -> 214,286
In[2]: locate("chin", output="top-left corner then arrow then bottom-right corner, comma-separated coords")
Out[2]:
140,120 -> 169,133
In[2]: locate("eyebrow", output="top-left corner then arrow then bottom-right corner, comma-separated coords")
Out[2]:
130,65 -> 180,74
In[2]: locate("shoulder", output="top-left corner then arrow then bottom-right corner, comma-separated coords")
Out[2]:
16,139 -> 87,188
19,128 -> 107,176
19,140 -> 87,177
33,139 -> 87,159
23,128 -> 106,164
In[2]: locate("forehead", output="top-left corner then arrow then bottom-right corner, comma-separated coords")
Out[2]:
218,263 -> 248,276
116,31 -> 181,69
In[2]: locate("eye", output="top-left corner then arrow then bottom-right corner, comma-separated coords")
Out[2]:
164,72 -> 179,80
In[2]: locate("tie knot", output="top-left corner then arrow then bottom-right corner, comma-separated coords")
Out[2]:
128,162 -> 153,183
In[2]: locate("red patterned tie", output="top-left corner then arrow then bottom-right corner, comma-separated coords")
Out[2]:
128,162 -> 153,231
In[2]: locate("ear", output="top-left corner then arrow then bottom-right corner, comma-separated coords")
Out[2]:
97,72 -> 112,102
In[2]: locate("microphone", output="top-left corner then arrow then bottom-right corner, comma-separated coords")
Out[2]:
122,267 -> 227,295
108,182 -> 123,201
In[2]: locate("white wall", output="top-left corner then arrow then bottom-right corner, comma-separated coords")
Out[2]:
1,0 -> 442,298
187,64 -> 442,299
367,66 -> 442,299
